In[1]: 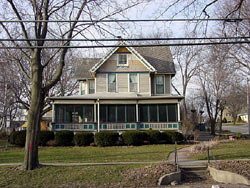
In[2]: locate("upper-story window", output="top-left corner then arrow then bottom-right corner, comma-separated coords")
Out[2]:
108,73 -> 116,92
117,54 -> 128,66
80,81 -> 86,95
156,75 -> 164,94
129,73 -> 137,92
89,80 -> 95,94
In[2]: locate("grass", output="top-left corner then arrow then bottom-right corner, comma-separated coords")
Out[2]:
0,144 -> 185,163
191,140 -> 250,160
0,164 -> 144,188
222,122 -> 246,126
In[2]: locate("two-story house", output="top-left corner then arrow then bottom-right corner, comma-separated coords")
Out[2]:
49,42 -> 183,132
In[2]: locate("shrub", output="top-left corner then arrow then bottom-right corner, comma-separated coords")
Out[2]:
74,132 -> 94,146
122,131 -> 145,146
161,130 -> 184,144
145,130 -> 161,144
9,130 -> 26,146
55,131 -> 74,146
235,132 -> 242,139
39,131 -> 54,146
94,132 -> 119,147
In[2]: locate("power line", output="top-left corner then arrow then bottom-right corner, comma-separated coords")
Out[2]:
0,37 -> 249,42
0,41 -> 249,49
0,18 -> 247,23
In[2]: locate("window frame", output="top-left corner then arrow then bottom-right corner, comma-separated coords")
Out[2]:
129,73 -> 138,92
155,75 -> 165,94
117,54 -> 128,66
108,73 -> 116,92
88,80 -> 95,94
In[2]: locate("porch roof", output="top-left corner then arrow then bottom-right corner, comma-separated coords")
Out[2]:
49,93 -> 184,101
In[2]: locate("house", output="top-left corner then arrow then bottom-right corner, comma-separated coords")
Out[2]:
237,112 -> 248,123
49,42 -> 184,132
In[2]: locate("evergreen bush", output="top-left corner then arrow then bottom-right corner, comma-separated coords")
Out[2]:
55,131 -> 74,146
145,130 -> 161,144
122,131 -> 145,146
74,132 -> 94,146
94,132 -> 119,147
9,130 -> 26,146
39,131 -> 54,146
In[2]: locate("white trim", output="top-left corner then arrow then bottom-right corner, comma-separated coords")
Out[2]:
117,54 -> 128,66
149,74 -> 151,96
178,103 -> 180,121
90,46 -> 119,73
154,75 -> 165,95
90,41 -> 156,73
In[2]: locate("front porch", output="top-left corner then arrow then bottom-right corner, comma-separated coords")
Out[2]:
51,122 -> 182,132
50,95 -> 183,132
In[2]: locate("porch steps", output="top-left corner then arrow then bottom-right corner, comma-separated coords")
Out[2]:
197,132 -> 214,141
180,165 -> 209,181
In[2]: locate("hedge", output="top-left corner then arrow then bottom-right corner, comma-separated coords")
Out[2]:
122,131 -> 145,146
74,132 -> 94,146
161,130 -> 184,144
145,130 -> 161,144
94,132 -> 119,147
55,131 -> 74,146
39,131 -> 54,146
9,130 -> 26,147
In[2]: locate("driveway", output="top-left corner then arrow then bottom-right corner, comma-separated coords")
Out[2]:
222,124 -> 250,134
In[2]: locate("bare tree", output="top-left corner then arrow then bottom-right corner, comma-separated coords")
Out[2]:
0,0 -> 146,170
172,43 -> 203,120
197,45 -> 235,135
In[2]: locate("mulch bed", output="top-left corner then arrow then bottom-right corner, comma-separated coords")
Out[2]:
122,162 -> 176,187
210,160 -> 250,180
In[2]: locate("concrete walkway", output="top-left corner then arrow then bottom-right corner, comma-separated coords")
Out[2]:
167,145 -> 208,166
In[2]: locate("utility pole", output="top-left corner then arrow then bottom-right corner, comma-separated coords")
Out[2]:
247,77 -> 250,135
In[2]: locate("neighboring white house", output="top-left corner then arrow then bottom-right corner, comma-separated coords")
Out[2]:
49,42 -> 184,132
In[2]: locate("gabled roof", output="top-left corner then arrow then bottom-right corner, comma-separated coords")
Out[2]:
134,46 -> 175,74
75,43 -> 176,80
75,58 -> 100,80
89,42 -> 156,73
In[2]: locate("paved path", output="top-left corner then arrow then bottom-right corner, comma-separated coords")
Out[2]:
168,145 -> 208,166
222,124 -> 250,134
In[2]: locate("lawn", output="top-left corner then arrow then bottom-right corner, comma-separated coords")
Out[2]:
0,164 -> 144,188
222,122 -> 246,126
191,140 -> 250,160
0,144 -> 184,163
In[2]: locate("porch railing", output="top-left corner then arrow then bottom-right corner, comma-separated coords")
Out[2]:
51,122 -> 181,132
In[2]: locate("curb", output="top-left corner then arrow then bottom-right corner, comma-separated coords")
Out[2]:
158,171 -> 181,185
208,166 -> 250,186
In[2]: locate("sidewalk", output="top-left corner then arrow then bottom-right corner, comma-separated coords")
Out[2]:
167,145 -> 208,166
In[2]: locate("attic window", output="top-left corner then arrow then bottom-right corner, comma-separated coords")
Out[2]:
117,54 -> 128,66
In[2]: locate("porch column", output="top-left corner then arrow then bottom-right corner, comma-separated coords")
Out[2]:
94,103 -> 97,122
52,104 -> 55,123
177,103 -> 180,122
97,99 -> 100,132
136,101 -> 139,122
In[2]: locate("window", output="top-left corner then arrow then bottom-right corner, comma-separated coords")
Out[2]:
108,74 -> 116,92
149,104 -> 157,122
156,75 -> 164,94
159,104 -> 167,122
129,73 -> 137,92
168,104 -> 177,122
85,105 -> 93,122
55,104 -> 64,123
139,104 -> 149,122
74,105 -> 83,123
117,54 -> 128,66
127,105 -> 136,122
80,81 -> 86,95
117,105 -> 125,122
89,80 -> 95,94
100,104 -> 107,123
108,105 -> 116,122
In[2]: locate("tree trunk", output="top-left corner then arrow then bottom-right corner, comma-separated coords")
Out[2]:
210,118 -> 216,135
219,108 -> 223,132
23,50 -> 43,170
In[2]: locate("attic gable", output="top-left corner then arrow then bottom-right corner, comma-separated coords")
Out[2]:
90,43 -> 156,73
